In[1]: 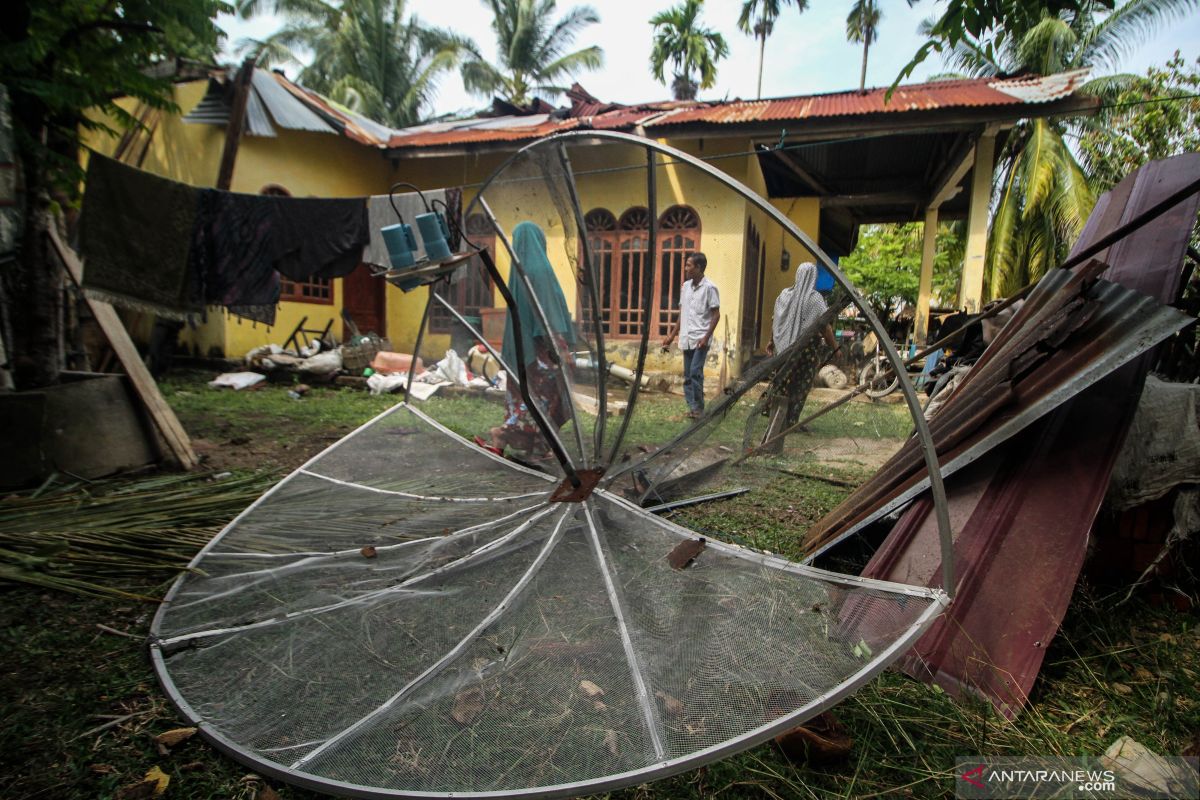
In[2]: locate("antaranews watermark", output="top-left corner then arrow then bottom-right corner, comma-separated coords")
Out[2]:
955,756 -> 1198,799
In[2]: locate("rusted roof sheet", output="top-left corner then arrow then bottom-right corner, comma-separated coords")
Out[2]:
383,71 -> 1090,150
648,69 -> 1090,127
828,152 -> 1200,718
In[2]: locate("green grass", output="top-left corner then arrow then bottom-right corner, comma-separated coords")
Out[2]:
1,373 -> 1196,800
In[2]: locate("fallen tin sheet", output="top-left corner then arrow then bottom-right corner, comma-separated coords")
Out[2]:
802,269 -> 1192,558
849,152 -> 1200,717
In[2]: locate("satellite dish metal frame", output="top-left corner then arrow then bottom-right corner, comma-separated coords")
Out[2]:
463,129 -> 955,596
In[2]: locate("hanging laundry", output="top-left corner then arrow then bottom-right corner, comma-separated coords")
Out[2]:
79,153 -> 201,319
270,195 -> 369,281
189,189 -> 282,325
363,188 -> 448,270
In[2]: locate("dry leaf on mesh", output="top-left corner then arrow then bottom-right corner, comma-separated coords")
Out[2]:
579,680 -> 604,698
655,690 -> 683,717
604,729 -> 619,756
451,688 -> 485,725
667,538 -> 706,570
592,700 -> 608,712
360,545 -> 377,558
154,726 -> 197,754
89,764 -> 116,774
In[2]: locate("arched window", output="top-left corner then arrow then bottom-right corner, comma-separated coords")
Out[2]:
581,209 -> 617,335
655,205 -> 701,336
613,207 -> 652,337
267,184 -> 333,303
429,212 -> 495,333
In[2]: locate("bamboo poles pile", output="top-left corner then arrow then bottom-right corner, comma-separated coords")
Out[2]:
0,471 -> 274,600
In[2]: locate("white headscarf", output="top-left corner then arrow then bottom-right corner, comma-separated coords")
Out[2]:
773,262 -> 827,352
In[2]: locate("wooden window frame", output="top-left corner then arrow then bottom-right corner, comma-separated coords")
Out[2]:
586,206 -> 701,339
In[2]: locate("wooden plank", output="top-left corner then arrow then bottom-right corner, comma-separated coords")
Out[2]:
47,226 -> 198,469
216,58 -> 255,191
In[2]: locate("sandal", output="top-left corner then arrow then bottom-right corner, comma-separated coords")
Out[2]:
472,435 -> 503,456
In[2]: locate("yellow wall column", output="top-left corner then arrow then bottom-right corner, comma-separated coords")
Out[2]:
960,130 -> 995,314
915,206 -> 938,344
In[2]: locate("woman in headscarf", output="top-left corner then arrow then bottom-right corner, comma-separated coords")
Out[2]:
486,221 -> 576,455
759,262 -> 839,453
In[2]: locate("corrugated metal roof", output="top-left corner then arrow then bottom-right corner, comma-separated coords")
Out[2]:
252,70 -> 332,134
382,71 -> 1090,151
650,70 -> 1090,127
243,84 -> 277,138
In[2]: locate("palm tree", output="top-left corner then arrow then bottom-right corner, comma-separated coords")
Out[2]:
650,0 -> 729,100
845,0 -> 881,92
737,0 -> 808,100
460,0 -> 603,107
930,0 -> 1198,297
235,0 -> 472,128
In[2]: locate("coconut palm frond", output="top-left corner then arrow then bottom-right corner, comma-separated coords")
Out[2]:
1083,0 -> 1200,73
1015,15 -> 1077,75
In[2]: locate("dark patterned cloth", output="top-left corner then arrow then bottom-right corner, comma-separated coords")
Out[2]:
79,154 -> 202,318
270,195 -> 369,281
189,189 -> 281,325
188,192 -> 369,325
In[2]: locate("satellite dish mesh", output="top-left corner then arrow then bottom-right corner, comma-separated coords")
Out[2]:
151,132 -> 950,798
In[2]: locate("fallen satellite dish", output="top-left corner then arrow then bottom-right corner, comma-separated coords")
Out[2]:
151,132 -> 952,798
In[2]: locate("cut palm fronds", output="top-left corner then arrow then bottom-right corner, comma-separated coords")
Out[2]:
0,471 -> 275,600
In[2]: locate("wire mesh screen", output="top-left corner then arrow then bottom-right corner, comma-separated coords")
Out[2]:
153,403 -> 944,797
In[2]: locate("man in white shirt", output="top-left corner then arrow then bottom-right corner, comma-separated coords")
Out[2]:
662,252 -> 720,419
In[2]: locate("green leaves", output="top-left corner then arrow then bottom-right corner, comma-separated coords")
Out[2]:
649,0 -> 728,99
0,0 -> 228,193
460,0 -> 603,106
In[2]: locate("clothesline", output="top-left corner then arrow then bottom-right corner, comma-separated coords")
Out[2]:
78,153 -> 462,324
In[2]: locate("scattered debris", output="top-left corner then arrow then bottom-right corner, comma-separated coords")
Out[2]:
115,765 -> 169,799
654,690 -> 683,717
360,545 -> 378,558
208,372 -> 266,391
774,712 -> 853,765
451,688 -> 485,725
667,537 -> 706,570
1101,736 -> 1199,798
604,729 -> 619,757
153,726 -> 197,754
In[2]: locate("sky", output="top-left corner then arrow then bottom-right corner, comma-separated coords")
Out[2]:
217,0 -> 1200,120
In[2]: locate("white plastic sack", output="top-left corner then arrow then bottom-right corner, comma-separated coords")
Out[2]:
1108,376 -> 1200,511
435,349 -> 469,386
209,372 -> 266,390
367,373 -> 409,395
299,349 -> 343,376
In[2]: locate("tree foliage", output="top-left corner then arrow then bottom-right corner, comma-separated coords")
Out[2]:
895,0 -> 1113,87
737,0 -> 807,100
0,0 -> 226,390
236,0 -> 471,127
840,222 -> 965,321
920,0 -> 1199,298
1,0 -> 227,195
1078,52 -> 1200,192
649,0 -> 729,100
460,0 -> 602,106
